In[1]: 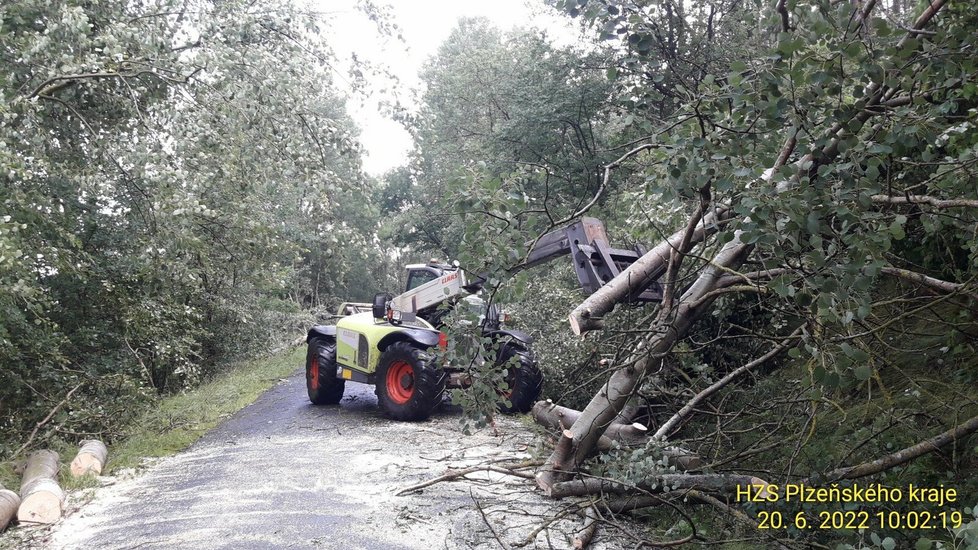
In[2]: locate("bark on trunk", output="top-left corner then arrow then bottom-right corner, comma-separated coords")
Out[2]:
549,473 -> 765,499
537,238 -> 750,493
568,205 -> 733,335
532,401 -> 648,445
810,412 -> 978,483
531,401 -> 703,470
573,506 -> 599,550
70,440 -> 108,477
18,450 -> 64,525
0,484 -> 20,532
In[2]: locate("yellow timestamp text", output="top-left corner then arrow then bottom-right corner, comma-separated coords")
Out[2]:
757,510 -> 964,530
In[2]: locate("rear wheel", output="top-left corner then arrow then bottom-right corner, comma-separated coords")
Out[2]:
496,344 -> 543,414
306,336 -> 345,405
376,342 -> 446,421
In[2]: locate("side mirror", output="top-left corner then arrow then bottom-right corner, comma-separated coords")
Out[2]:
372,293 -> 392,320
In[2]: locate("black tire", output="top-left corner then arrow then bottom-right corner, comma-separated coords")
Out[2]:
496,344 -> 543,414
375,341 -> 446,421
306,336 -> 345,405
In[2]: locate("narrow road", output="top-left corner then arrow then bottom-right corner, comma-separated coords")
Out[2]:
41,369 -> 573,549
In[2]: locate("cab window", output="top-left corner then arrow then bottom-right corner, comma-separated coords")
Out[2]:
406,269 -> 437,291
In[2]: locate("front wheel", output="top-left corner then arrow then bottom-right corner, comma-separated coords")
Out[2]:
375,342 -> 446,421
306,336 -> 345,405
496,344 -> 543,414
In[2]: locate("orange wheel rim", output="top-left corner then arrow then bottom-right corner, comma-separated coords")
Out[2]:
502,368 -> 515,399
387,360 -> 415,404
309,355 -> 319,391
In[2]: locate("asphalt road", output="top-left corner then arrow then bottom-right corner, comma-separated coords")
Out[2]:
42,369 -> 553,550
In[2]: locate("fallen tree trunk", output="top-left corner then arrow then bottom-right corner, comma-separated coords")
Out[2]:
531,401 -> 703,470
537,237 -> 750,493
0,483 -> 20,531
532,401 -> 648,445
18,450 -> 64,525
568,205 -> 733,335
70,439 -> 108,477
549,473 -> 768,499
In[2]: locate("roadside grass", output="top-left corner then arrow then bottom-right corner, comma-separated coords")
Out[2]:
1,346 -> 305,493
0,347 -> 304,547
106,346 -> 305,473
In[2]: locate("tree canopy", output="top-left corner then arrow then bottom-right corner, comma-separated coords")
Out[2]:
3,0 -> 978,546
0,0 -> 388,452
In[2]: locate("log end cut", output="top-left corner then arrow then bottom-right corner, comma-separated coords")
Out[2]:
17,488 -> 63,525
70,440 -> 108,477
70,454 -> 104,477
0,489 -> 20,531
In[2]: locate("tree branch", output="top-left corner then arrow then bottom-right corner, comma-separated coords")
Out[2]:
654,326 -> 802,439
881,266 -> 978,300
872,194 -> 978,209
12,382 -> 85,458
811,413 -> 978,482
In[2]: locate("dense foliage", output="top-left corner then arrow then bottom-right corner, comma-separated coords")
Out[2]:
4,0 -> 978,546
0,0 -> 388,456
394,1 -> 978,547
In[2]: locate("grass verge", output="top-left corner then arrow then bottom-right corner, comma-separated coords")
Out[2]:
1,346 -> 305,489
0,347 -> 304,547
106,346 -> 305,473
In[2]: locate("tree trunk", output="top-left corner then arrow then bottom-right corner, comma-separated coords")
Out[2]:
18,450 -> 64,525
538,237 -> 750,493
549,473 -> 766,499
531,401 -> 703,470
568,205 -> 733,335
70,440 -> 108,477
0,484 -> 19,531
532,401 -> 649,445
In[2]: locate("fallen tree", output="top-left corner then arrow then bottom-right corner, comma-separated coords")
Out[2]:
534,0 -> 955,504
70,440 -> 109,477
17,450 -> 64,525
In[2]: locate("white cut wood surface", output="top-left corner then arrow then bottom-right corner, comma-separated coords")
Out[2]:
18,450 -> 64,525
71,440 -> 109,477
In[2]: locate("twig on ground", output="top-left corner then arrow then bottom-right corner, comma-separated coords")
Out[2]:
395,462 -> 539,496
471,488 -> 511,550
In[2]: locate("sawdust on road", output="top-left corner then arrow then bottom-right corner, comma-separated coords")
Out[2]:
22,369 -> 632,549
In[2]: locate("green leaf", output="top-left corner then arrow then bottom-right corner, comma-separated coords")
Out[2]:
889,221 -> 906,241
854,365 -> 872,381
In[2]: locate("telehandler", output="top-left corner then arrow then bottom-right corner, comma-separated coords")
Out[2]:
304,217 -> 663,421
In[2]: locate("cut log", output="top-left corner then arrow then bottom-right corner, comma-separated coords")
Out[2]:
70,439 -> 108,477
532,401 -> 648,445
18,450 -> 64,525
0,483 -> 20,531
573,505 -> 599,550
531,401 -> 703,471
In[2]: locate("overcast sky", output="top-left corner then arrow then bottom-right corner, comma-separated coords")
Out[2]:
317,0 -> 576,176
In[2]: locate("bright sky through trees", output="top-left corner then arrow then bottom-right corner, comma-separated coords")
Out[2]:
321,0 -> 576,175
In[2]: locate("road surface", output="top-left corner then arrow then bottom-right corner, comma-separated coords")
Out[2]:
30,368 -> 617,549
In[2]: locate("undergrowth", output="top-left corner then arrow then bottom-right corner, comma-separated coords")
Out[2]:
0,347 -> 303,491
